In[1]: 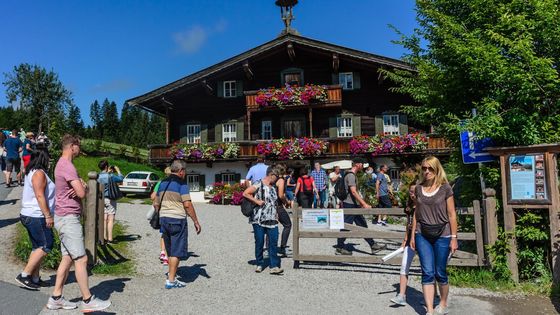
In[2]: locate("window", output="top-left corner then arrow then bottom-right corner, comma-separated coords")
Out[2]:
186,174 -> 200,192
222,123 -> 237,142
383,114 -> 400,135
339,72 -> 354,90
261,120 -> 272,140
221,173 -> 237,186
283,73 -> 301,86
186,124 -> 201,144
389,168 -> 401,190
282,120 -> 303,138
223,81 -> 236,98
336,117 -> 353,137
149,174 -> 159,181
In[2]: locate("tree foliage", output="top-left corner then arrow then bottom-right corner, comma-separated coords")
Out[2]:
384,0 -> 560,146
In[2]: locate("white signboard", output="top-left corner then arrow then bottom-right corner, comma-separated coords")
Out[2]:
329,209 -> 345,229
302,209 -> 329,229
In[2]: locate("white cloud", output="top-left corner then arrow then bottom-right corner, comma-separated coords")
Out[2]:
173,20 -> 228,54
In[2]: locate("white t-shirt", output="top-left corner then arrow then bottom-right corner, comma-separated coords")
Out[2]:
21,170 -> 56,218
329,172 -> 341,194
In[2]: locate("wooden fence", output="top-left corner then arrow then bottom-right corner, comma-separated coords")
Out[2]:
84,171 -> 104,266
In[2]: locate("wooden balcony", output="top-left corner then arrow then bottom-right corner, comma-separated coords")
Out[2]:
245,85 -> 342,112
148,134 -> 451,165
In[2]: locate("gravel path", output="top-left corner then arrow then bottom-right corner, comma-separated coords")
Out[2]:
1,186 -> 558,314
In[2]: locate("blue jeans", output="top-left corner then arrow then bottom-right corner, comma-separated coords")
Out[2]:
20,215 -> 54,253
313,189 -> 328,208
253,224 -> 280,268
415,233 -> 451,285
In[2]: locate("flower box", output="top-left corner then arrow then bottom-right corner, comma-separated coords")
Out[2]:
255,84 -> 328,109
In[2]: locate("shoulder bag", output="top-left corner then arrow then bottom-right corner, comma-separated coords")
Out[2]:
241,182 -> 264,217
150,180 -> 171,230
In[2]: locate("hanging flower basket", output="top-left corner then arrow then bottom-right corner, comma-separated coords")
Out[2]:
255,84 -> 328,109
171,142 -> 240,161
256,137 -> 328,160
349,133 -> 428,156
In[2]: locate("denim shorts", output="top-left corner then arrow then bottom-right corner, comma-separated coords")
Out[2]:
54,214 -> 86,260
160,217 -> 188,259
20,215 -> 54,253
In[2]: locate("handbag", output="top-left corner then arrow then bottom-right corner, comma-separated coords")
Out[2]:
150,180 -> 171,230
420,221 -> 448,242
240,182 -> 264,217
107,175 -> 123,200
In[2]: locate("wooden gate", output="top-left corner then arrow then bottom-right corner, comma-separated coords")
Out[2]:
292,202 -> 486,268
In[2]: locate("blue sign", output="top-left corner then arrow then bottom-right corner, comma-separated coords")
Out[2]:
460,131 -> 496,164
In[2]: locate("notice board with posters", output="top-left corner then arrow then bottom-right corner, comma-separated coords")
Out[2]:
507,153 -> 550,204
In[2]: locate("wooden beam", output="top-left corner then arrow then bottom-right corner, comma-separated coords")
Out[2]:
308,107 -> 313,137
332,53 -> 339,73
247,111 -> 251,141
500,154 -> 519,282
546,153 -> 560,285
201,79 -> 214,95
473,200 -> 485,266
243,60 -> 254,80
287,41 -> 295,61
85,172 -> 99,266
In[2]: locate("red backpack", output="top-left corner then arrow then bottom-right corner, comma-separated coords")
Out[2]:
300,176 -> 314,194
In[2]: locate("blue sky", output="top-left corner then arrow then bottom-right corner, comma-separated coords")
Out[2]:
0,0 -> 417,126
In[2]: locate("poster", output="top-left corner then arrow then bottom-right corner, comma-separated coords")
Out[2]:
509,154 -> 547,201
329,209 -> 344,230
302,209 -> 329,229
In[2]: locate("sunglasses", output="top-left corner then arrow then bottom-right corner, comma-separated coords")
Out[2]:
421,166 -> 435,172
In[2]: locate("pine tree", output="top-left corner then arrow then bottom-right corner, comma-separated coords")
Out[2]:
89,100 -> 101,138
101,99 -> 119,142
66,102 -> 84,135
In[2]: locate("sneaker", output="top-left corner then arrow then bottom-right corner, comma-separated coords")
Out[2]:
32,277 -> 51,287
162,257 -> 168,266
435,305 -> 449,315
390,294 -> 408,306
277,247 -> 287,257
159,252 -> 166,262
376,221 -> 383,226
46,296 -> 77,310
15,274 -> 39,290
81,295 -> 111,312
255,266 -> 263,273
370,243 -> 387,254
165,279 -> 187,289
269,267 -> 284,275
335,247 -> 352,256
381,220 -> 388,226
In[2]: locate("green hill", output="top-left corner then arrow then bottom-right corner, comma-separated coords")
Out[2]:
74,156 -> 163,181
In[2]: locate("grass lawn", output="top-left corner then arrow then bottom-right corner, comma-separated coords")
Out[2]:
74,155 -> 164,181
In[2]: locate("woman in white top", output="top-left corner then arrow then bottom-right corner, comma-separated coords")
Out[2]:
15,145 -> 55,290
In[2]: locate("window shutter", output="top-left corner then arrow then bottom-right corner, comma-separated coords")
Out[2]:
179,124 -> 187,143
399,114 -> 408,135
329,117 -> 338,138
215,173 -> 221,184
338,73 -> 344,85
214,123 -> 223,142
236,121 -> 244,141
353,72 -> 361,89
199,174 -> 206,191
200,124 -> 208,143
351,115 -> 361,137
374,115 -> 384,135
332,73 -> 340,85
234,173 -> 241,184
217,81 -> 224,98
236,81 -> 243,97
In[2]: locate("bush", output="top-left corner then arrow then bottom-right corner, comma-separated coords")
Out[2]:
14,223 -> 62,270
209,182 -> 246,205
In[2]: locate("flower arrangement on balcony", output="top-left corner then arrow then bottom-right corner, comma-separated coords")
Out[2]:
255,83 -> 328,109
209,182 -> 245,205
257,137 -> 328,160
349,133 -> 428,156
171,142 -> 240,161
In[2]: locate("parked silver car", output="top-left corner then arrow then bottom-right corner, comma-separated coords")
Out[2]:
119,171 -> 160,196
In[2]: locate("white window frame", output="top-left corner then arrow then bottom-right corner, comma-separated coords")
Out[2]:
339,72 -> 354,90
186,124 -> 201,144
383,114 -> 400,135
222,123 -> 237,142
223,81 -> 237,98
261,120 -> 272,140
186,174 -> 200,192
221,173 -> 236,186
336,117 -> 353,137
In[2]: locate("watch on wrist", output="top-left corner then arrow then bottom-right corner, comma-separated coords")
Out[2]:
451,234 -> 457,238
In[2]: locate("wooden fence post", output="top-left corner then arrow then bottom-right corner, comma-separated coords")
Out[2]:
483,188 -> 498,249
473,200 -> 485,266
85,172 -> 99,265
292,201 -> 300,269
97,183 -> 105,246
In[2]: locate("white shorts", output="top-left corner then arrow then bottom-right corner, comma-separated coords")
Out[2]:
54,214 -> 86,260
400,246 -> 416,275
104,198 -> 117,215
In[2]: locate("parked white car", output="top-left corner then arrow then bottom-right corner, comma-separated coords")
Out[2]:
119,171 -> 160,196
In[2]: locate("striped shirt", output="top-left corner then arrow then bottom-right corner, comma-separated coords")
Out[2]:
154,175 -> 191,219
310,168 -> 328,191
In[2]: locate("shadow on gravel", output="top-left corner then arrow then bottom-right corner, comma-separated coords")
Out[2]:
0,217 -> 19,229
379,283 -> 426,315
98,244 -> 128,265
0,199 -> 18,206
90,277 -> 131,300
113,234 -> 142,243
294,261 -> 422,276
177,264 -> 211,284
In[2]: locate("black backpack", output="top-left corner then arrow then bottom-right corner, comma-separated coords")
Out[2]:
334,172 -> 353,201
241,182 -> 264,217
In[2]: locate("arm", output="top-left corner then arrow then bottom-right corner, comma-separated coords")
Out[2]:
183,200 -> 201,234
31,171 -> 53,228
312,179 -> 319,197
276,178 -> 287,206
410,212 -> 417,250
294,180 -> 301,195
243,185 -> 264,206
69,179 -> 87,199
349,186 -> 370,208
375,178 -> 380,198
26,143 -> 33,153
447,196 -> 458,253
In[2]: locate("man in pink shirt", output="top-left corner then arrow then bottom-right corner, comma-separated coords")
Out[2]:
47,135 -> 110,312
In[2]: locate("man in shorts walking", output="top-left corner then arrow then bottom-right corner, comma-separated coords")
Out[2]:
47,135 -> 111,312
3,129 -> 22,187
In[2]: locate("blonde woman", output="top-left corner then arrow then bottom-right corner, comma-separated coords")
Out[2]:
410,156 -> 458,315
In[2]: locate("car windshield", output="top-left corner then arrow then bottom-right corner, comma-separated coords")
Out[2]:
126,173 -> 148,180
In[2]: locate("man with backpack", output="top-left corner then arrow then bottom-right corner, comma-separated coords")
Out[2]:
334,157 -> 386,256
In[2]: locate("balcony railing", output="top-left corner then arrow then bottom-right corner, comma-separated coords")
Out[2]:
245,84 -> 342,112
148,134 -> 450,164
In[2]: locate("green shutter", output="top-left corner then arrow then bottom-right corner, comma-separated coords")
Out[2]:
215,173 -> 221,183
179,124 -> 187,143
236,121 -> 244,141
329,117 -> 338,138
332,73 -> 340,85
351,115 -> 361,137
200,124 -> 208,143
215,123 -> 223,142
217,81 -> 223,98
353,72 -> 361,89
198,174 -> 205,191
236,81 -> 243,97
234,173 -> 241,183
374,115 -> 384,135
399,114 -> 408,135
